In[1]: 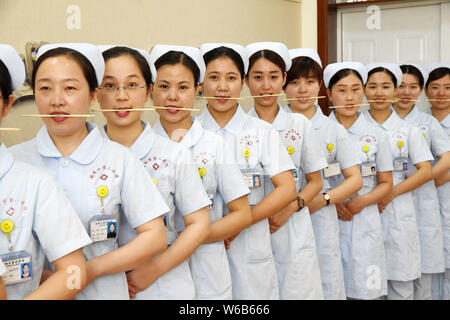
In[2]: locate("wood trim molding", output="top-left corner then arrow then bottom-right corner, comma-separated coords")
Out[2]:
317,0 -> 330,114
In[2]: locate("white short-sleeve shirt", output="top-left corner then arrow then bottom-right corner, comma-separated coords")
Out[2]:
1,144 -> 91,300
286,105 -> 361,191
363,110 -> 433,176
153,118 -> 249,225
248,105 -> 327,194
328,112 -> 394,191
9,122 -> 169,300
403,106 -> 450,158
440,114 -> 450,136
198,105 -> 295,206
101,121 -> 211,246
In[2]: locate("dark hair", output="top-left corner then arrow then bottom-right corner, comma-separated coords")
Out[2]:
400,64 -> 424,88
31,47 -> 98,93
0,59 -> 12,102
284,56 -> 322,90
102,46 -> 152,87
154,51 -> 200,84
367,67 -> 398,87
247,50 -> 286,76
203,46 -> 245,80
426,67 -> 450,88
328,69 -> 363,90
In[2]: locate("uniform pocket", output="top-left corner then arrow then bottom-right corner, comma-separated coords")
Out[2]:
246,219 -> 272,261
189,243 -> 231,298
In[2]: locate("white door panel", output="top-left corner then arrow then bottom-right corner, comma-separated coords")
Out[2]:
338,1 -> 449,112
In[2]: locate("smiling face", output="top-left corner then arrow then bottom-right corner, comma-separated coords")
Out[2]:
202,56 -> 244,113
284,73 -> 321,112
328,72 -> 364,117
246,57 -> 286,107
395,73 -> 423,110
152,62 -> 199,125
425,74 -> 450,111
365,71 -> 397,111
34,55 -> 97,138
97,55 -> 151,127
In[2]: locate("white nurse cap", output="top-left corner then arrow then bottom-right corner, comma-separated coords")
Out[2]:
323,61 -> 367,89
289,48 -> 322,68
366,62 -> 403,86
200,43 -> 248,74
0,44 -> 26,92
37,43 -> 105,86
98,45 -> 156,83
426,62 -> 450,73
149,45 -> 205,83
399,62 -> 429,86
246,42 -> 292,72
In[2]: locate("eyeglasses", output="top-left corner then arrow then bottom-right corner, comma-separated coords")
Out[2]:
98,83 -> 146,93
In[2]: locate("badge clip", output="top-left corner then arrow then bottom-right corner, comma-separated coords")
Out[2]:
96,185 -> 109,213
1,219 -> 15,251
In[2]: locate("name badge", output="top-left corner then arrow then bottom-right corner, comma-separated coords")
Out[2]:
291,168 -> 299,182
241,168 -> 262,188
323,161 -> 341,178
361,161 -> 377,177
88,216 -> 119,242
393,156 -> 409,172
208,194 -> 215,209
0,251 -> 32,286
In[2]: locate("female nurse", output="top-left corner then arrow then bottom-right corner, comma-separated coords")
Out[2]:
285,49 -> 361,299
1,43 -> 91,300
243,42 -> 326,299
9,43 -> 169,300
394,63 -> 449,300
125,44 -> 252,300
198,43 -> 297,300
424,63 -> 450,300
363,63 -> 434,300
323,61 -> 392,300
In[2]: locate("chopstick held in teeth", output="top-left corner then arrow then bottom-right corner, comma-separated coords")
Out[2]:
91,106 -> 200,112
245,93 -> 286,99
21,114 -> 95,118
329,103 -> 370,109
282,96 -> 326,101
0,127 -> 21,131
427,99 -> 450,102
196,96 -> 246,100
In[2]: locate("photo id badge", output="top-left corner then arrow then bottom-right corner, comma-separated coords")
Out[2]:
208,194 -> 215,209
323,161 -> 341,178
88,216 -> 119,242
291,168 -> 299,182
0,250 -> 32,286
241,168 -> 262,189
393,156 -> 409,172
361,161 -> 377,177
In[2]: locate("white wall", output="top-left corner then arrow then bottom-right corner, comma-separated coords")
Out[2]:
1,0 -> 308,146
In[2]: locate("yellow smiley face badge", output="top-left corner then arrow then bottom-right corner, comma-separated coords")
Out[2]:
327,144 -> 334,153
287,146 -> 295,155
96,185 -> 109,201
1,219 -> 14,235
198,167 -> 207,179
243,148 -> 250,160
